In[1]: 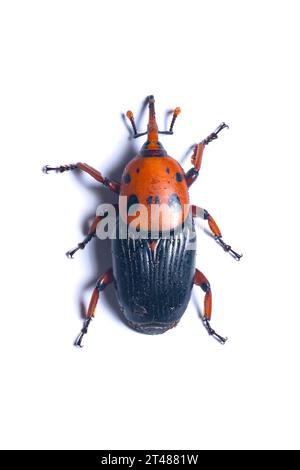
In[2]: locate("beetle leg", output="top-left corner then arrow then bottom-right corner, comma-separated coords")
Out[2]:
42,162 -> 120,193
214,236 -> 243,261
203,122 -> 229,145
74,268 -> 114,348
191,205 -> 243,261
42,164 -> 77,173
66,215 -> 102,259
66,204 -> 118,258
194,269 -> 227,345
185,122 -> 229,187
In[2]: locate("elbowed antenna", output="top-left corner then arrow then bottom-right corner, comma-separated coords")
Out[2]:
126,95 -> 181,140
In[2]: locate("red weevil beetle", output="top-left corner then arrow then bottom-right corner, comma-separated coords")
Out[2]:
43,95 -> 242,347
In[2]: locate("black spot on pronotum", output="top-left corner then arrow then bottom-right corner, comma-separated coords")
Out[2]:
123,173 -> 131,184
176,172 -> 183,182
166,167 -> 170,174
147,196 -> 161,204
127,194 -> 139,212
168,193 -> 182,210
136,168 -> 140,174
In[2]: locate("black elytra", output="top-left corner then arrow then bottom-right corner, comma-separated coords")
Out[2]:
112,215 -> 196,334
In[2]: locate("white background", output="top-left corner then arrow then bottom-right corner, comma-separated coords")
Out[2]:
0,0 -> 299,450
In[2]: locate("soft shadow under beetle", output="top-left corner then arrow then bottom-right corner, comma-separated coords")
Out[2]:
43,95 -> 242,347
